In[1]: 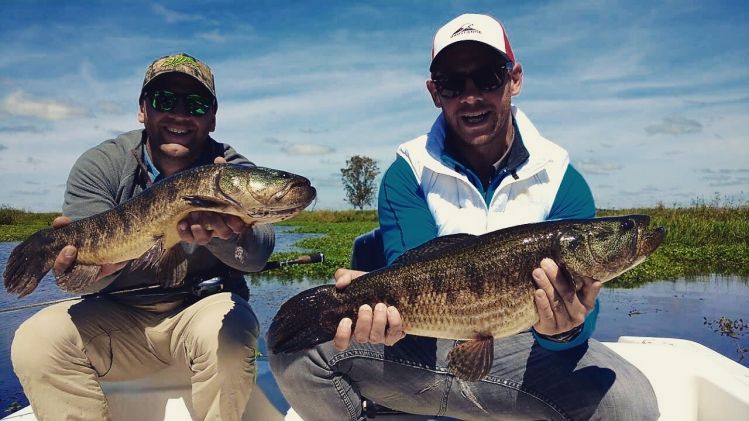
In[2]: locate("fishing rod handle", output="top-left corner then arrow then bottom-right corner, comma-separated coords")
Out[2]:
289,252 -> 325,265
261,252 -> 325,271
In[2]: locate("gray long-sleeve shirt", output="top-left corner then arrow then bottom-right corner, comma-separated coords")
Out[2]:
62,129 -> 275,310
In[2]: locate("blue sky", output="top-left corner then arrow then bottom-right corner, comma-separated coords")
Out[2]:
1,0 -> 747,211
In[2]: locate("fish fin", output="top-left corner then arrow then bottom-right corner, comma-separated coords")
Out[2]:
266,285 -> 342,353
457,379 -> 488,413
181,195 -> 228,208
55,264 -> 101,293
392,233 -> 475,266
3,228 -> 57,297
156,246 -> 189,288
416,380 -> 443,395
446,334 -> 494,382
131,236 -> 166,270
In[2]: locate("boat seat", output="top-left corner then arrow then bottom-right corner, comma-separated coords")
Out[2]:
351,228 -> 387,272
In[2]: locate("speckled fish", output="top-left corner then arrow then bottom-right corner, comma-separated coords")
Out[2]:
267,215 -> 665,381
4,164 -> 316,297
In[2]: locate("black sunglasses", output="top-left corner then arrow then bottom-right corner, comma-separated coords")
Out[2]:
145,90 -> 214,116
432,64 -> 512,99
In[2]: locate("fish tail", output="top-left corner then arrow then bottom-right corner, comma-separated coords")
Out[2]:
3,228 -> 58,297
266,284 -> 345,354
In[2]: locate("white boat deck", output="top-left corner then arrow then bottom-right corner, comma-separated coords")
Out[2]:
4,336 -> 749,421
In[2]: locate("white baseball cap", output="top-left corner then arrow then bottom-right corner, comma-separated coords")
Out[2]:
430,13 -> 515,71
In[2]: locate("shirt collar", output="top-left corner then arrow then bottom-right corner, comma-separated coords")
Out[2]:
141,138 -> 217,184
142,144 -> 162,182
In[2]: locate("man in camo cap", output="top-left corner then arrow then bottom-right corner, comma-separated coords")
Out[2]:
142,52 -> 217,100
11,52 -> 274,420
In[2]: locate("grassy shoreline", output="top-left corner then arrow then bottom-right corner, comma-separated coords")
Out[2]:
2,205 -> 747,287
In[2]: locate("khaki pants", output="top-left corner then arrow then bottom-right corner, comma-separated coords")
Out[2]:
11,292 -> 259,421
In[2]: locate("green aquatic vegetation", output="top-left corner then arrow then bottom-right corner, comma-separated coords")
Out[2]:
704,316 -> 749,363
250,214 -> 379,284
0,206 -> 59,242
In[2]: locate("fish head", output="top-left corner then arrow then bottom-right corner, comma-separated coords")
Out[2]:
554,215 -> 666,285
215,165 -> 316,222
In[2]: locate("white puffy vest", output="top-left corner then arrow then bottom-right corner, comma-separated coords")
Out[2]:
397,107 -> 570,236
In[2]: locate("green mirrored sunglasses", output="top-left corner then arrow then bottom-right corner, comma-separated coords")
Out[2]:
146,90 -> 214,116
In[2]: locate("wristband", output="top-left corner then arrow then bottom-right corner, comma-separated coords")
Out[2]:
536,323 -> 584,343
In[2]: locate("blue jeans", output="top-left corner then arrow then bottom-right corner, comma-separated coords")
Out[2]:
268,333 -> 659,421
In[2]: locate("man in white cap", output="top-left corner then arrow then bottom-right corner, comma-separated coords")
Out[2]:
269,14 -> 659,420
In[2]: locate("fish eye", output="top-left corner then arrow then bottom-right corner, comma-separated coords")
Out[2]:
561,234 -> 580,250
620,219 -> 634,232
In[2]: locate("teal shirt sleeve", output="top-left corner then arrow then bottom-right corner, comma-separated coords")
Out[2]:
548,164 -> 596,220
378,156 -> 438,265
534,163 -> 598,350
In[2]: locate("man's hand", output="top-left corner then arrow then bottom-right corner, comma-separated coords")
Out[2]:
332,268 -> 406,351
52,216 -> 127,281
532,258 -> 601,336
176,156 -> 247,245
177,211 -> 245,245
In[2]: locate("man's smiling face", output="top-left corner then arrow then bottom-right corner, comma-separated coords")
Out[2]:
138,73 -> 216,170
427,41 -> 521,151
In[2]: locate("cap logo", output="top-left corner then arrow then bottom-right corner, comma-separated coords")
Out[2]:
451,23 -> 480,38
160,54 -> 200,71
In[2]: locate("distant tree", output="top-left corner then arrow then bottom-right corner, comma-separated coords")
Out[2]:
340,155 -> 380,210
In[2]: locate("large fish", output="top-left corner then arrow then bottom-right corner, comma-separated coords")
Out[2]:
4,164 -> 316,297
267,215 -> 665,381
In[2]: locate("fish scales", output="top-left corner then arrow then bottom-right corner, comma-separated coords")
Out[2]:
267,215 -> 666,381
334,226 -> 556,340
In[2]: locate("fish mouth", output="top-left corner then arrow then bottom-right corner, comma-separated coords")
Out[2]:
271,179 -> 312,202
245,202 -> 311,220
639,226 -> 666,256
246,180 -> 316,220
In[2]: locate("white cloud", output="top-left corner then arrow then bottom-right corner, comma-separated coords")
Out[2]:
1,90 -> 88,121
151,5 -> 203,23
95,100 -> 124,115
282,144 -> 335,156
0,125 -> 42,133
645,117 -> 702,136
575,160 -> 623,175
196,30 -> 226,43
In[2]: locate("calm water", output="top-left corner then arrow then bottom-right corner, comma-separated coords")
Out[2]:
1,230 -> 748,412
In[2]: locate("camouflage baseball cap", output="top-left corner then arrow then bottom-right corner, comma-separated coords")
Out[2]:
141,53 -> 216,99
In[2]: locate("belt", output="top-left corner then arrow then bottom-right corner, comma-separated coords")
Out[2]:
91,267 -> 250,301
